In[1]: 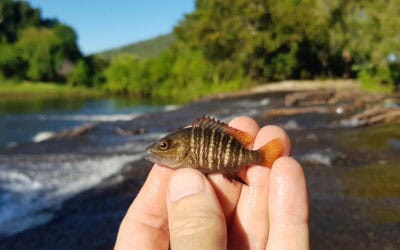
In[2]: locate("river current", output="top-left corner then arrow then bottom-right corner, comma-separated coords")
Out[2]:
0,97 -> 176,236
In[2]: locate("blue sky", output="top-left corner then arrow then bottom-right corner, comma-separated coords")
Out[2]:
27,0 -> 195,55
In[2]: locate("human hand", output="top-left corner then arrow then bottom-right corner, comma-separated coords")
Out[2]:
115,116 -> 309,250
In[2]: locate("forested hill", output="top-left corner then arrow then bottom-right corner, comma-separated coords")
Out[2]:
96,34 -> 175,59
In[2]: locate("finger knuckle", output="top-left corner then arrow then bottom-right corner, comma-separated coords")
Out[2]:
170,208 -> 224,239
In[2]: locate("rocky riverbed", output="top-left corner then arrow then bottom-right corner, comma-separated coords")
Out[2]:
0,81 -> 399,249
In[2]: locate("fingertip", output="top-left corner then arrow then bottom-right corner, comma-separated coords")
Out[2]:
229,116 -> 260,138
267,157 -> 309,250
167,169 -> 227,249
168,168 -> 206,202
270,156 -> 308,225
253,125 -> 291,156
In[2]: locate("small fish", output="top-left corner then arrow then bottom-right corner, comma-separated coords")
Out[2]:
145,116 -> 283,181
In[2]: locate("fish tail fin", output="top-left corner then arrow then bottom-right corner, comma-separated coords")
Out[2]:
257,138 -> 284,168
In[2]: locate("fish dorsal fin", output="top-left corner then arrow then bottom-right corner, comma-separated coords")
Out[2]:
192,116 -> 254,146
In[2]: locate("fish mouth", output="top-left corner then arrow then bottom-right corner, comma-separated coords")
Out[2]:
145,153 -> 160,163
144,146 -> 160,163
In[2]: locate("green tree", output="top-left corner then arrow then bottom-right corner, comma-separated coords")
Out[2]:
0,0 -> 83,83
0,0 -> 41,43
68,59 -> 90,86
16,27 -> 57,80
0,44 -> 26,79
104,54 -> 140,94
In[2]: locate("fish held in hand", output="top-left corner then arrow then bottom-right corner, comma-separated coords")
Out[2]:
145,117 -> 283,179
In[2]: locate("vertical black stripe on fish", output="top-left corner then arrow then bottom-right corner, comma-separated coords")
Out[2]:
248,150 -> 258,166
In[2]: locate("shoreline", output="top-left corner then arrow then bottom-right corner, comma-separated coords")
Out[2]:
0,79 -> 360,101
0,82 -> 103,100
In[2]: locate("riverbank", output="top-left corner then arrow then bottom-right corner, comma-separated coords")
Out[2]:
0,81 -> 102,100
0,81 -> 399,249
0,79 -> 393,103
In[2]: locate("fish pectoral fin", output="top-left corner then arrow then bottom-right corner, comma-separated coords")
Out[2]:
233,176 -> 248,185
235,166 -> 249,185
224,168 -> 249,185
193,116 -> 254,146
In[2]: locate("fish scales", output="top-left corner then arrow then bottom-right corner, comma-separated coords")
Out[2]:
195,127 -> 202,165
214,128 -> 226,171
194,127 -> 229,172
204,127 -> 213,169
216,132 -> 224,170
145,116 -> 284,180
189,127 -> 247,174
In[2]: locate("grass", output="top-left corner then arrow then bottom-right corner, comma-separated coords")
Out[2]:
361,80 -> 394,94
359,71 -> 395,94
0,81 -> 102,100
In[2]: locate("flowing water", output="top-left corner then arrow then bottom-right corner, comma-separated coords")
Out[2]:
0,97 -> 173,147
0,97 -> 176,236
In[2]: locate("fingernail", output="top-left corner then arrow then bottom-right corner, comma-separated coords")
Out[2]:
169,169 -> 205,202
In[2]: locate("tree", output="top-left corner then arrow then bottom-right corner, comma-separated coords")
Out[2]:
0,0 -> 83,82
104,54 -> 140,94
0,44 -> 26,79
68,59 -> 90,86
0,0 -> 41,43
16,27 -> 57,80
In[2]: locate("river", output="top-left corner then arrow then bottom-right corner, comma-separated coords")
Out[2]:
0,96 -> 177,237
0,90 -> 399,249
0,97 -> 174,147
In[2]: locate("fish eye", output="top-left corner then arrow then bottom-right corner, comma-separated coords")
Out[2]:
157,139 -> 170,150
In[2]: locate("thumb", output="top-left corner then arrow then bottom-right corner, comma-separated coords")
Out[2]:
167,168 -> 227,250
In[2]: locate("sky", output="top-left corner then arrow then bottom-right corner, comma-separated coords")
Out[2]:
27,0 -> 195,55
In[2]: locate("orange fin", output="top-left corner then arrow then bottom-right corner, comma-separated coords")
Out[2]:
192,116 -> 254,146
257,138 -> 284,168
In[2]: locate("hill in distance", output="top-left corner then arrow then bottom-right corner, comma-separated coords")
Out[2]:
96,33 -> 174,59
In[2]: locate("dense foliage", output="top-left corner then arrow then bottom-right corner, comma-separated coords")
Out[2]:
1,0 -> 399,100
103,0 -> 400,99
0,0 -> 100,85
